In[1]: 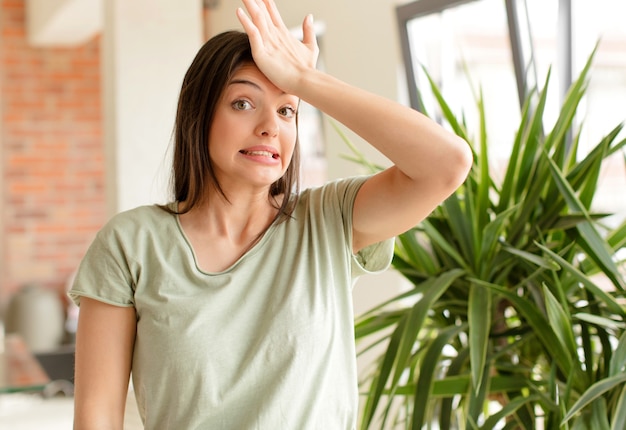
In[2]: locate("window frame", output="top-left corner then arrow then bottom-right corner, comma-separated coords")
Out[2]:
395,0 -> 573,113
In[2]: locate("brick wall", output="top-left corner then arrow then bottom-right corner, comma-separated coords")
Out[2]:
1,0 -> 106,305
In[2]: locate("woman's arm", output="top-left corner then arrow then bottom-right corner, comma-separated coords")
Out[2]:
73,297 -> 136,430
238,0 -> 473,253
302,74 -> 473,252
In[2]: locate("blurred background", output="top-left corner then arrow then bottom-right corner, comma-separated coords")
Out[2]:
0,0 -> 402,325
0,0 -> 624,427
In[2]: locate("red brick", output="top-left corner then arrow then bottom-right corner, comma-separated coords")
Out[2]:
1,0 -> 106,303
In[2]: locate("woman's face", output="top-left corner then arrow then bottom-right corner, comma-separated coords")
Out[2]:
208,63 -> 299,194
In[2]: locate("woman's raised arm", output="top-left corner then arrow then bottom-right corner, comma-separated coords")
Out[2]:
238,0 -> 473,252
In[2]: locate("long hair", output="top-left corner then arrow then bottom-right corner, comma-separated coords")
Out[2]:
164,31 -> 300,219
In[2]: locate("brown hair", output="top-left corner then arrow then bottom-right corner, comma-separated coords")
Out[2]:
163,30 -> 300,219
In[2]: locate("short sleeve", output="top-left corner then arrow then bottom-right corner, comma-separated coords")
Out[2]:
330,175 -> 395,277
68,216 -> 136,308
352,237 -> 394,275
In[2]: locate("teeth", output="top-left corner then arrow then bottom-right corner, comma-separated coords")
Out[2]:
241,150 -> 277,158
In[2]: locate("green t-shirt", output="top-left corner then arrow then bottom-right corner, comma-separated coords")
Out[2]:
70,176 -> 394,429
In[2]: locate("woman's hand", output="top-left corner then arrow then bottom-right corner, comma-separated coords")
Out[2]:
237,0 -> 319,94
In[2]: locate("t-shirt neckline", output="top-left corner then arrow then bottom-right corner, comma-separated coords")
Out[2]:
172,202 -> 281,276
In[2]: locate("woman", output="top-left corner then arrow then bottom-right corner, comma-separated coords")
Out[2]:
70,0 -> 473,428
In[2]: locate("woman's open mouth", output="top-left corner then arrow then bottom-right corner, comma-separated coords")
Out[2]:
239,150 -> 279,159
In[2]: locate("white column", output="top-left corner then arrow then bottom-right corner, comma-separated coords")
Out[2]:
0,5 -> 4,304
102,0 -> 203,215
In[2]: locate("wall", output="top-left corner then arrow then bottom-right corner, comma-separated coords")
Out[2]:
0,0 -> 105,304
101,0 -> 203,215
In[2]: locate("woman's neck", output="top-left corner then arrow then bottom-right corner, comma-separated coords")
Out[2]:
177,191 -> 283,272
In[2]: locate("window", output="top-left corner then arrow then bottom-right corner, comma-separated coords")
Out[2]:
397,0 -> 626,219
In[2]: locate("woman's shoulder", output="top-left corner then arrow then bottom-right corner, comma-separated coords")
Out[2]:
300,175 -> 370,196
99,204 -> 175,238
108,203 -> 171,224
297,175 -> 371,207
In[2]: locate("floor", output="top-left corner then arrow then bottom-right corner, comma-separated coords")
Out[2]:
0,391 -> 143,429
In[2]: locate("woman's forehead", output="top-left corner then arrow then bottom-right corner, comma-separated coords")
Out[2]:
227,64 -> 297,101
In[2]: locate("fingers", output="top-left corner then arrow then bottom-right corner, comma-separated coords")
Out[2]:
236,7 -> 259,40
237,0 -> 319,80
301,14 -> 319,58
239,0 -> 267,35
262,0 -> 287,30
239,0 -> 285,37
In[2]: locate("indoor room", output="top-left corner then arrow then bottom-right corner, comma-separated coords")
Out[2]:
1,0 -> 625,428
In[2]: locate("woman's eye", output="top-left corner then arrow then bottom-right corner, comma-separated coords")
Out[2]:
278,106 -> 296,118
232,100 -> 252,110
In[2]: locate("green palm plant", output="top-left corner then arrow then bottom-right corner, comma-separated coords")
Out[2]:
344,46 -> 626,429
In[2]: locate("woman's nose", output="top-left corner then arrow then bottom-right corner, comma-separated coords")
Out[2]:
255,111 -> 279,137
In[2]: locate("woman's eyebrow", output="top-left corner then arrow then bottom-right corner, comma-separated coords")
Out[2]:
229,78 -> 262,91
228,78 -> 289,96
